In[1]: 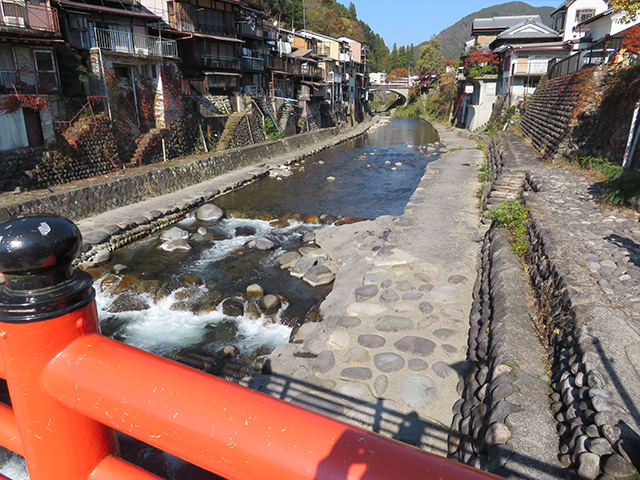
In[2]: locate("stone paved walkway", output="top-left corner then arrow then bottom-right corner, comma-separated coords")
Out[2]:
502,132 -> 640,462
249,127 -> 485,456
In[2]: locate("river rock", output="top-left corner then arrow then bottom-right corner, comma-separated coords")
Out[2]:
183,274 -> 203,286
291,257 -> 317,278
158,239 -> 191,252
112,264 -> 128,275
246,284 -> 264,297
247,237 -> 276,250
106,293 -> 150,313
279,252 -> 301,269
222,298 -> 244,317
259,294 -> 281,314
303,265 -> 335,286
90,249 -> 111,266
302,231 -> 316,243
298,247 -> 329,261
160,227 -> 189,241
235,226 -> 257,237
196,204 -> 224,222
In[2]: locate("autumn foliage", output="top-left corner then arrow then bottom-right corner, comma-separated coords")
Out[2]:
387,68 -> 408,82
622,25 -> 640,53
463,50 -> 500,78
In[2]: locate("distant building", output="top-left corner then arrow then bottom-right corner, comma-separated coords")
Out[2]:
490,19 -> 570,102
0,0 -> 62,150
369,72 -> 387,85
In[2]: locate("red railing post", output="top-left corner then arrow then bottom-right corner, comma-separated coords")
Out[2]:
0,215 -> 119,480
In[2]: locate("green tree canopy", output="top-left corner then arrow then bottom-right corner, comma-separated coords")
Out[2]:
608,0 -> 640,21
416,38 -> 444,73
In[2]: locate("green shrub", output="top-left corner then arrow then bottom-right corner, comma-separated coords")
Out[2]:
569,152 -> 640,206
486,200 -> 530,257
264,117 -> 281,141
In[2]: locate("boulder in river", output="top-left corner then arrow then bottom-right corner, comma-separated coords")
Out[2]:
298,246 -> 329,261
196,204 -> 224,222
291,256 -> 317,278
246,284 -> 264,297
160,227 -> 189,241
235,226 -> 257,237
159,239 -> 191,252
222,298 -> 245,317
279,252 -> 301,269
246,237 -> 276,250
259,294 -> 281,315
303,265 -> 335,287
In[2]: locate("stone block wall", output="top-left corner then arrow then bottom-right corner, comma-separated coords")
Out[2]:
520,73 -> 585,160
521,65 -> 640,168
449,226 -> 562,479
0,148 -> 45,192
0,127 -> 339,222
22,116 -> 118,190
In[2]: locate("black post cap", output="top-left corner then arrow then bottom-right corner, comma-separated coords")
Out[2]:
0,215 -> 94,323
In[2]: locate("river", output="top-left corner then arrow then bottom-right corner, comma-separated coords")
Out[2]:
0,117 -> 440,479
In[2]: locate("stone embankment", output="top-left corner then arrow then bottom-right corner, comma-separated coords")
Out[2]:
0,120 -> 377,264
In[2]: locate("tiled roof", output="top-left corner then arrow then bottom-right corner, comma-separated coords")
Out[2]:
495,19 -> 560,40
472,15 -> 541,30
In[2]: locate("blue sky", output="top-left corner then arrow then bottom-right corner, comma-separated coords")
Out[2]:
351,0 -> 563,47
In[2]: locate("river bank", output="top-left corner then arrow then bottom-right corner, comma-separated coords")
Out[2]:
246,124 -> 486,456
0,118 -> 381,267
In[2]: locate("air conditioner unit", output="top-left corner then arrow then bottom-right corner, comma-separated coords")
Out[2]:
4,16 -> 25,27
136,48 -> 149,55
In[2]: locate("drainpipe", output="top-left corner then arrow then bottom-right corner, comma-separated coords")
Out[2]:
97,47 -> 112,120
130,66 -> 141,128
622,99 -> 640,168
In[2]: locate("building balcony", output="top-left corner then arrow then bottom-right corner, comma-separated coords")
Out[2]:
201,54 -> 240,70
316,45 -> 330,57
301,64 -> 322,78
0,1 -> 59,32
514,61 -> 550,75
93,27 -> 177,57
241,56 -> 264,72
238,22 -> 262,38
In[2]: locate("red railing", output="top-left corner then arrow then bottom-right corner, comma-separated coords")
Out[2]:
0,1 -> 59,32
0,215 -> 502,480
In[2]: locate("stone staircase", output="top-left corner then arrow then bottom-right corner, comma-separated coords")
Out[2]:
216,113 -> 244,151
484,172 -> 526,210
129,128 -> 169,167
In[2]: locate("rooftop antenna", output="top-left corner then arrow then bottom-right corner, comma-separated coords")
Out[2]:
303,0 -> 306,30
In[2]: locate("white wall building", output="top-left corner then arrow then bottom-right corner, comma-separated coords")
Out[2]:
551,0 -> 609,48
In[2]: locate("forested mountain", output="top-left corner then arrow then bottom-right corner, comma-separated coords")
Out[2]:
424,1 -> 556,58
254,0 -> 390,72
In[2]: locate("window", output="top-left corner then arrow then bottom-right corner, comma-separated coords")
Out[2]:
576,9 -> 595,24
553,12 -> 566,32
0,47 -> 17,91
1,0 -> 27,27
197,8 -> 223,35
34,50 -> 58,93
